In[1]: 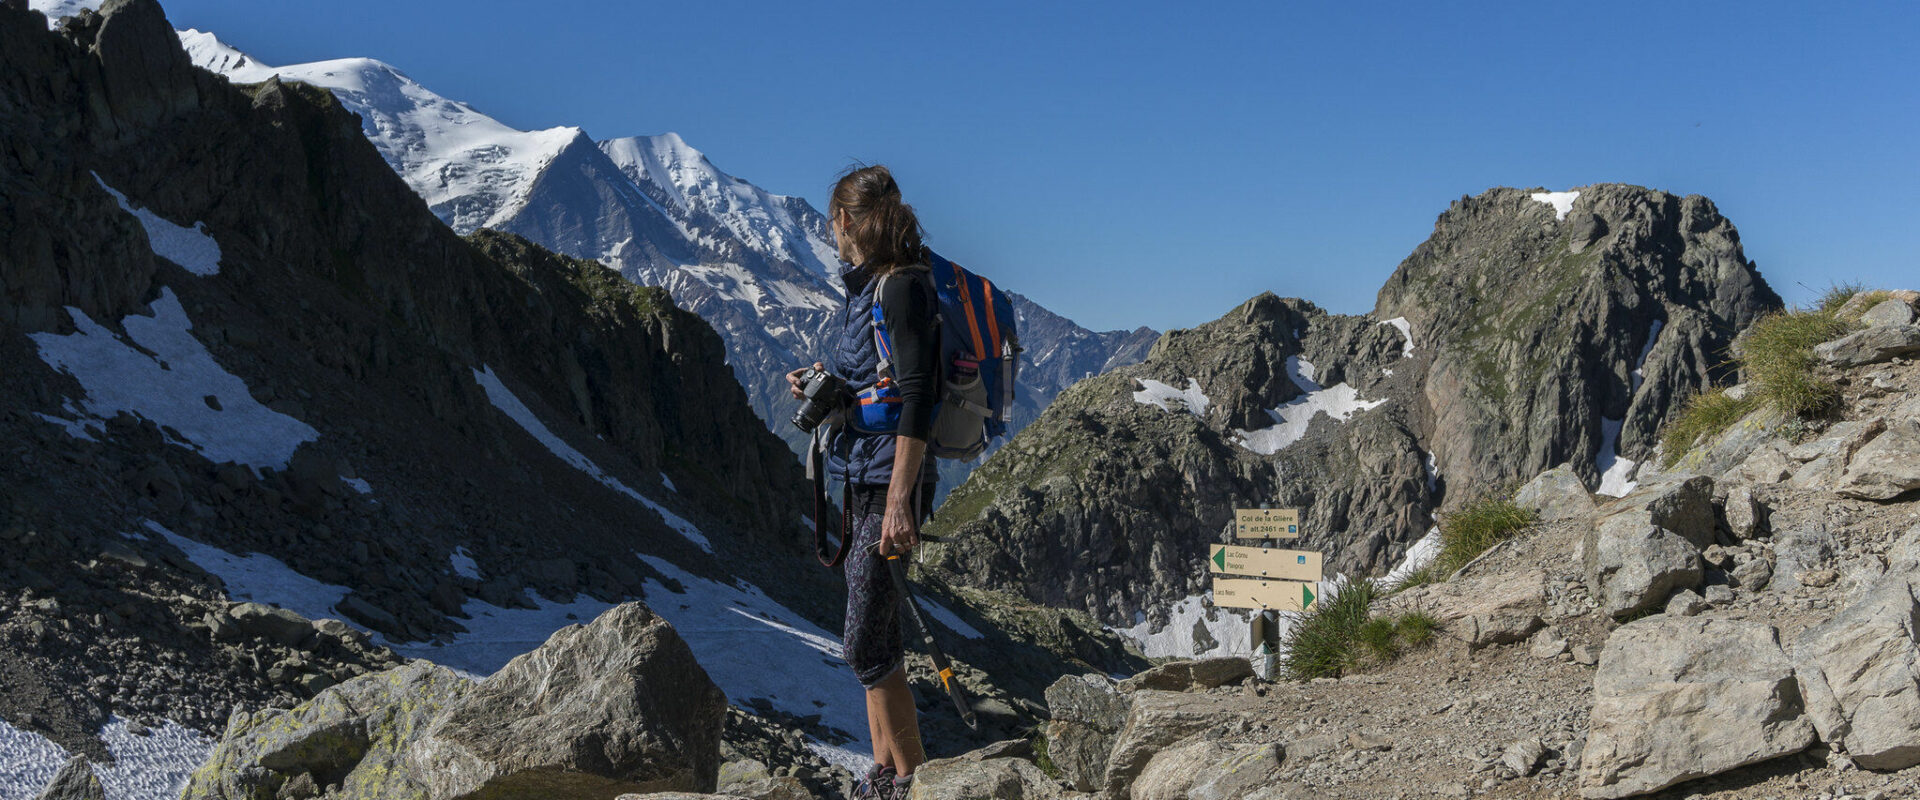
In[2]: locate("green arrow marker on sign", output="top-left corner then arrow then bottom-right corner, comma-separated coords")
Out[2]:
1212,546 -> 1227,571
1302,584 -> 1315,608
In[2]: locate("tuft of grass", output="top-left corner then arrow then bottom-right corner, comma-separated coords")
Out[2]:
1390,564 -> 1441,594
1355,617 -> 1401,662
1816,282 -> 1867,315
1737,309 -> 1852,417
1032,729 -> 1060,779
1434,496 -> 1537,577
1396,611 -> 1439,647
1658,388 -> 1762,467
1278,581 -> 1438,681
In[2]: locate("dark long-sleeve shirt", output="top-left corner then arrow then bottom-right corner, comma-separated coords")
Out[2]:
876,268 -> 939,441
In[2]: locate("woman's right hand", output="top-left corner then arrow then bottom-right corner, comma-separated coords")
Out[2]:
788,362 -> 825,399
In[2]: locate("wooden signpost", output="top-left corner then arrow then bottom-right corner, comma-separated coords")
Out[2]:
1211,506 -> 1320,679
1233,507 -> 1300,539
1208,544 -> 1322,582
1208,507 -> 1322,612
1213,577 -> 1317,612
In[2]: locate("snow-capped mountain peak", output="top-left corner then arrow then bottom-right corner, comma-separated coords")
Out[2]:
600,133 -> 842,287
181,30 -> 584,234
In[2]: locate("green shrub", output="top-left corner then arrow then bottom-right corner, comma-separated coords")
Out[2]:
1278,581 -> 1436,681
1737,309 -> 1852,417
1434,496 -> 1537,577
1658,388 -> 1762,467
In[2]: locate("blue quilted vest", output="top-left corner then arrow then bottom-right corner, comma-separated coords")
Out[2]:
825,262 -> 939,487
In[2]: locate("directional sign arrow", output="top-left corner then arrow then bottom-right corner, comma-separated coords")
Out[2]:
1302,583 -> 1315,608
1211,545 -> 1228,571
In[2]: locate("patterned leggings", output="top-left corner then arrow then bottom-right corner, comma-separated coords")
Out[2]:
843,483 -> 932,688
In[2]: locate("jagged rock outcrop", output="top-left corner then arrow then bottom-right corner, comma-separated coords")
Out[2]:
182,603 -> 727,798
924,185 -> 1780,631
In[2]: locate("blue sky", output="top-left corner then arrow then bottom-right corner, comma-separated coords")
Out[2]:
157,1 -> 1916,332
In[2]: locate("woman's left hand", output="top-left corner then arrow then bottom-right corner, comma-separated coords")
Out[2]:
880,501 -> 920,556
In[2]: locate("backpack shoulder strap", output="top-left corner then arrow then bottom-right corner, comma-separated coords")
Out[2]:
870,265 -> 936,380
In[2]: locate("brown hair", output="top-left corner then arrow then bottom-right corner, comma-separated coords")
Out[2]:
829,164 -> 925,273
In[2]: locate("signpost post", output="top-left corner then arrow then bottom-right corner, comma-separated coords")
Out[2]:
1212,506 -> 1320,680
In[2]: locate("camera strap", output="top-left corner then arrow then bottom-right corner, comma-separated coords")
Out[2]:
811,426 -> 853,568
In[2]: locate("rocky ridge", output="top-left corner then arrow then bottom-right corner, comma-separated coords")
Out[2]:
923,184 -> 1781,641
899,290 -> 1920,800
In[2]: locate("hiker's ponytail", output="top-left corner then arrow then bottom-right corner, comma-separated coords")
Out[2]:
830,164 -> 925,273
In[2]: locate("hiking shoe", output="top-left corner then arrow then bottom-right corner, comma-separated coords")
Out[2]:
881,773 -> 914,800
852,763 -> 896,800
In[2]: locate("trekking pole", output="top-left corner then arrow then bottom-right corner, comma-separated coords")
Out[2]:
885,553 -> 979,730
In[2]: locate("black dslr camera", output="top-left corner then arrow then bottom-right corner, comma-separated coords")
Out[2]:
791,366 -> 850,433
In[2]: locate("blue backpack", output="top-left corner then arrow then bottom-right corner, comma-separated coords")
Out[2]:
856,250 -> 1020,460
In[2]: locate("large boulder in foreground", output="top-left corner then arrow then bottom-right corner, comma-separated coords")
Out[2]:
906,754 -> 1062,800
1580,617 -> 1814,798
182,602 -> 727,799
1794,577 -> 1920,770
1042,674 -> 1130,792
1130,741 -> 1285,800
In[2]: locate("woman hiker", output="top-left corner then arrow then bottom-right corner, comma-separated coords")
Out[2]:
787,164 -> 940,800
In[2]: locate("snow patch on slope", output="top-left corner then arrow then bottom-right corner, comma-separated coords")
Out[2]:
1132,378 -> 1210,417
1233,357 -> 1388,454
634,554 -> 869,766
1529,190 -> 1581,221
0,717 -> 211,800
473,365 -> 711,552
918,598 -> 986,640
142,521 -> 347,624
1596,318 -> 1663,498
93,174 -> 222,276
1380,316 -> 1414,358
1380,527 -> 1442,590
29,289 -> 319,472
450,546 -> 482,580
397,592 -> 616,678
1115,594 -> 1252,660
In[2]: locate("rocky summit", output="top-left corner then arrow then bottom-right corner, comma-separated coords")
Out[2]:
923,184 -> 1780,640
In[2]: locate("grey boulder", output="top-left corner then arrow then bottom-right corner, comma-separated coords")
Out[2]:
1583,514 -> 1703,619
1130,741 -> 1284,800
1043,674 -> 1129,792
1515,464 -> 1598,523
1101,690 -> 1227,799
1837,419 -> 1920,500
906,755 -> 1061,800
1862,298 -> 1918,327
1580,617 -> 1814,798
34,757 -> 105,800
182,602 -> 727,799
1118,657 -> 1253,693
1815,324 -> 1920,368
1794,577 -> 1920,770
